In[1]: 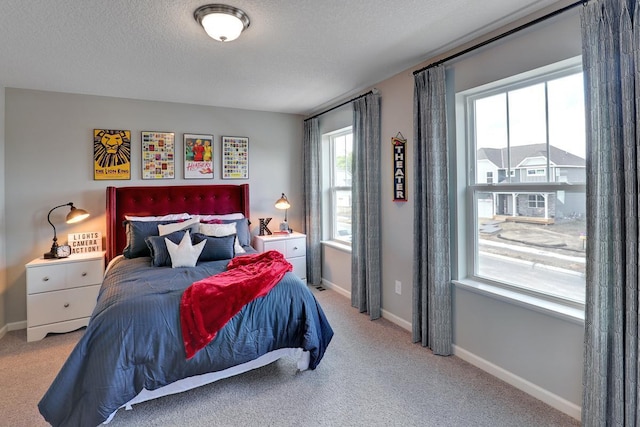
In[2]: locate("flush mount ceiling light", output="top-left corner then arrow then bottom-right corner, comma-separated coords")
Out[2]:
194,4 -> 250,42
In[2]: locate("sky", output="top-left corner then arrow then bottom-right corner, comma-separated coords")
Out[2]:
475,73 -> 586,159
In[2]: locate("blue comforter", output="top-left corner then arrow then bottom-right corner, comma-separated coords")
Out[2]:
38,256 -> 333,427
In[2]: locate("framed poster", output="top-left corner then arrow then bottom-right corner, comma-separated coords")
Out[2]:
392,133 -> 407,201
141,131 -> 175,179
184,133 -> 214,179
221,136 -> 249,179
93,129 -> 131,180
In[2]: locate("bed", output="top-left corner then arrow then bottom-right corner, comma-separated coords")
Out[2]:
38,184 -> 334,427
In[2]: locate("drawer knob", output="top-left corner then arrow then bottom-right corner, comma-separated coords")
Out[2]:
82,272 -> 88,277
42,276 -> 49,282
293,246 -> 298,250
64,303 -> 70,308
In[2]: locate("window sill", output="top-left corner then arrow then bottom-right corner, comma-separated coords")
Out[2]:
453,278 -> 585,325
321,240 -> 352,253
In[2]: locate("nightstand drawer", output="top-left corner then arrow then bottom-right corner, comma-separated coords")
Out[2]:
27,284 -> 100,327
27,259 -> 103,294
289,256 -> 306,280
285,238 -> 306,258
264,240 -> 287,255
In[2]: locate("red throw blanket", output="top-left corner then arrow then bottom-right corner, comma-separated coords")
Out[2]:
180,250 -> 292,359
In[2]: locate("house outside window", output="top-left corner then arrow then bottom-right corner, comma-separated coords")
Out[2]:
458,57 -> 586,306
324,127 -> 353,244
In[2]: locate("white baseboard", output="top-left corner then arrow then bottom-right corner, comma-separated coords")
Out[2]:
320,278 -> 350,298
8,320 -> 27,331
0,320 -> 26,340
453,344 -> 582,421
320,278 -> 411,331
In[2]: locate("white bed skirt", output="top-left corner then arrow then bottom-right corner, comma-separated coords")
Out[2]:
104,347 -> 310,424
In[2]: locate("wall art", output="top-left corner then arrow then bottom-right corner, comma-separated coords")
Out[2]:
184,133 -> 214,179
221,136 -> 249,179
141,131 -> 175,179
392,132 -> 407,201
93,129 -> 131,180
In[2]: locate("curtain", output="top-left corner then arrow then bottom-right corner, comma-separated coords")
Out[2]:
412,66 -> 452,355
351,93 -> 382,320
303,118 -> 322,285
581,0 -> 640,424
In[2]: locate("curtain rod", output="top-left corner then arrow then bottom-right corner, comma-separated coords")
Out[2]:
304,90 -> 374,122
413,0 -> 586,75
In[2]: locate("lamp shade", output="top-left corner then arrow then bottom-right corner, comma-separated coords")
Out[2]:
195,4 -> 250,42
275,193 -> 290,210
66,206 -> 90,223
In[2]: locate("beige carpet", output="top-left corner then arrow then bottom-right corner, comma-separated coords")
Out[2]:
0,287 -> 580,427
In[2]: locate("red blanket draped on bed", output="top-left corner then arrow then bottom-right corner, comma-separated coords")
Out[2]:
180,250 -> 292,359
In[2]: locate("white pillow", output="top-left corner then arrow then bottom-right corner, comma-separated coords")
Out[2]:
158,217 -> 200,236
198,222 -> 246,254
125,213 -> 191,221
165,231 -> 205,268
191,213 -> 245,221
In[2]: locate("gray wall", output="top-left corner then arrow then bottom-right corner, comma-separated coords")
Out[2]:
320,7 -> 584,418
0,86 -> 6,332
3,89 -> 303,325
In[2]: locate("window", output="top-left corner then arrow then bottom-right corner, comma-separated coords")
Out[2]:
486,171 -> 494,184
325,127 -> 353,244
459,58 -> 586,305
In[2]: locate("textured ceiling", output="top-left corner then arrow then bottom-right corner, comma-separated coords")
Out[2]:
0,0 -> 564,115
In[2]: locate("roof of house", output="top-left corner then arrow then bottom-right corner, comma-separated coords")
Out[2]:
477,143 -> 585,168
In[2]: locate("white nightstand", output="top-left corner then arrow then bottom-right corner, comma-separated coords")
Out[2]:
253,232 -> 307,281
25,252 -> 105,342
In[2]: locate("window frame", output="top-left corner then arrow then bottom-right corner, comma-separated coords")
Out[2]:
325,126 -> 353,245
456,57 -> 586,311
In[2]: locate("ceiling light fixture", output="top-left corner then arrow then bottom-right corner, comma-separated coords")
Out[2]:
194,4 -> 250,42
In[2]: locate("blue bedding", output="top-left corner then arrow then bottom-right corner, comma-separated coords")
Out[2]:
38,255 -> 334,427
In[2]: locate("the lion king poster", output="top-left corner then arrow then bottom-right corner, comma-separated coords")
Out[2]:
94,129 -> 131,180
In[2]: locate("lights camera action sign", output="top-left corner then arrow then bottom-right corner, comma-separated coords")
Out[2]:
392,133 -> 407,202
68,232 -> 103,255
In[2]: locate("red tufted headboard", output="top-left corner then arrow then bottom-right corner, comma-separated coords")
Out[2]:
106,184 -> 250,262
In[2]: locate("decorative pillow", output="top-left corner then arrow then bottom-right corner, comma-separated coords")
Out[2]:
158,217 -> 200,236
145,230 -> 188,267
191,233 -> 236,262
190,213 -> 245,221
123,219 -> 185,259
165,231 -> 206,268
124,213 -> 191,222
198,222 -> 246,254
220,218 -> 251,247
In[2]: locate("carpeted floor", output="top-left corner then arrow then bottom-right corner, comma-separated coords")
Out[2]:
0,287 -> 580,426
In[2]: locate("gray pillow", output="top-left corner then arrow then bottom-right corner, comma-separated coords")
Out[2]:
221,218 -> 251,247
123,220 -> 199,259
191,233 -> 236,262
145,230 -> 188,267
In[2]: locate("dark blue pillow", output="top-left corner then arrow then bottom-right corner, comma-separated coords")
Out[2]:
191,233 -> 236,262
221,218 -> 251,247
145,230 -> 188,267
123,220 -> 198,259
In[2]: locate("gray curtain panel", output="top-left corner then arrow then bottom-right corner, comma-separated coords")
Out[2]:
303,117 -> 322,285
581,1 -> 640,425
412,66 -> 452,356
351,93 -> 382,320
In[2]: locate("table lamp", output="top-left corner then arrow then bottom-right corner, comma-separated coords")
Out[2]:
274,193 -> 291,233
44,202 -> 90,259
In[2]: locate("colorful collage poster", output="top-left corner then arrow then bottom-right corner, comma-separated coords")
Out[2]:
221,136 -> 249,179
184,133 -> 214,179
93,129 -> 131,180
141,131 -> 175,179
